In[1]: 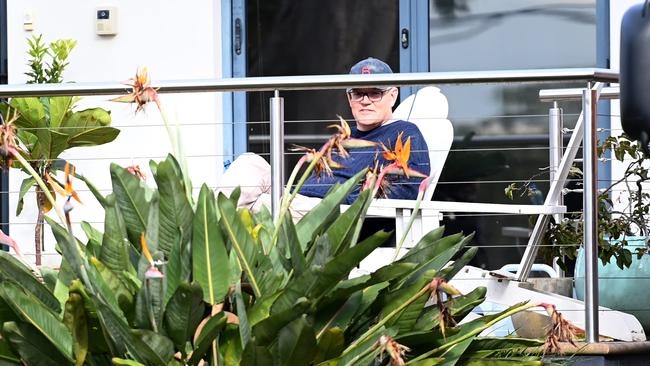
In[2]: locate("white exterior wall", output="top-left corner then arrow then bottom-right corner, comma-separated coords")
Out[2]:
6,1 -> 225,266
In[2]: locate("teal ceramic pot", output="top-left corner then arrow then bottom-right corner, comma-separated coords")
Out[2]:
574,238 -> 650,335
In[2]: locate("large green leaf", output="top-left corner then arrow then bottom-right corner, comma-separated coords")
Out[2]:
60,107 -> 111,129
45,216 -> 91,290
187,312 -> 226,366
239,343 -> 273,366
110,163 -> 152,246
67,127 -> 120,147
323,189 -> 372,258
32,128 -> 69,160
252,297 -> 311,346
234,281 -> 252,347
9,97 -> 46,129
81,221 -> 103,257
0,282 -> 73,361
163,234 -> 184,307
100,194 -> 132,274
15,177 -> 35,216
318,261 -> 416,313
463,337 -> 544,361
85,263 -> 125,320
398,232 -> 464,265
0,336 -> 20,364
395,234 -> 473,289
314,327 -> 345,364
217,193 -> 263,298
15,128 -> 38,153
47,96 -> 76,128
274,315 -> 318,366
280,212 -> 306,276
131,329 -> 174,363
163,282 -> 204,349
137,196 -> 160,279
2,321 -> 70,366
63,292 -> 88,366
192,185 -> 229,304
133,273 -> 164,332
382,271 -> 436,332
0,251 -> 60,313
89,257 -> 135,317
296,171 -> 364,248
405,302 -> 534,363
219,324 -> 243,366
338,326 -> 397,366
272,230 -> 390,315
155,156 -> 193,257
93,299 -> 169,365
78,174 -> 108,207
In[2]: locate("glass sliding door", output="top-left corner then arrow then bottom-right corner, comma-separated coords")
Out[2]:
234,0 -> 399,174
428,0 -> 597,269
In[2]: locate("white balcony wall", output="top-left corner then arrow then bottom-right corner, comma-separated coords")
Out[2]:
6,1 -> 225,266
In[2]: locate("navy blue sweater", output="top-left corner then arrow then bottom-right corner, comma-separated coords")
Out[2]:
298,120 -> 430,204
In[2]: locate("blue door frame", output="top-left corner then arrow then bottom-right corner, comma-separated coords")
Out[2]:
399,0 -> 429,100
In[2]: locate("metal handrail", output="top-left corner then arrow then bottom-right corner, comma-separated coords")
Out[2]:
540,86 -> 620,101
0,68 -> 618,97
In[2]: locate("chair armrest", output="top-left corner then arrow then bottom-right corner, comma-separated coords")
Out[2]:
353,198 -> 566,216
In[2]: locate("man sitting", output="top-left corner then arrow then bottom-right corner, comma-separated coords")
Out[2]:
218,57 -> 430,216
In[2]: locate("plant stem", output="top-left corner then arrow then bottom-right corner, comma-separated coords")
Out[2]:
12,152 -> 65,225
155,100 -> 178,158
156,100 -> 194,203
35,189 -> 45,266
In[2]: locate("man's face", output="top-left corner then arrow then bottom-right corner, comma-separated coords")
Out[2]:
347,87 -> 398,131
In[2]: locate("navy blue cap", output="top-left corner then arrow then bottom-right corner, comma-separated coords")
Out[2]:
347,58 -> 393,92
349,57 -> 393,75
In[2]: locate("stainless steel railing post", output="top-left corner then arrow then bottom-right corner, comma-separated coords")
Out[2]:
270,90 -> 284,219
549,102 -> 565,277
582,84 -> 600,343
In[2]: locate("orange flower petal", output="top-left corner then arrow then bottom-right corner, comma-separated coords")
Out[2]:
46,174 -> 67,197
140,232 -> 154,265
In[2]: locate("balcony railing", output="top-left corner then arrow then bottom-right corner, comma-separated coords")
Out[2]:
0,68 -> 621,342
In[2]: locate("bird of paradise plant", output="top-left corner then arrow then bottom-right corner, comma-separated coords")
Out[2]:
111,67 -> 192,201
269,116 -> 377,252
1,100 -> 589,365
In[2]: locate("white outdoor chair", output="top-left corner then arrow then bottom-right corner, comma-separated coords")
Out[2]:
355,86 -> 453,273
355,86 -> 566,273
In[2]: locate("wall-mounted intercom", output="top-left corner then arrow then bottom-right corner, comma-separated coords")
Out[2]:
96,7 -> 118,36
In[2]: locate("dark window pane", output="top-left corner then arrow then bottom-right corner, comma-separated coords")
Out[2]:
246,0 -> 399,173
429,0 -> 596,269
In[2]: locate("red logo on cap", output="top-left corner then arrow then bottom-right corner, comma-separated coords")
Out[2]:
361,66 -> 372,74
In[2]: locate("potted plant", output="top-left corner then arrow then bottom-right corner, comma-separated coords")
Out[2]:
506,132 -> 650,334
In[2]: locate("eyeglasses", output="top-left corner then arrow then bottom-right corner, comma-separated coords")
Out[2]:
347,88 -> 391,102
